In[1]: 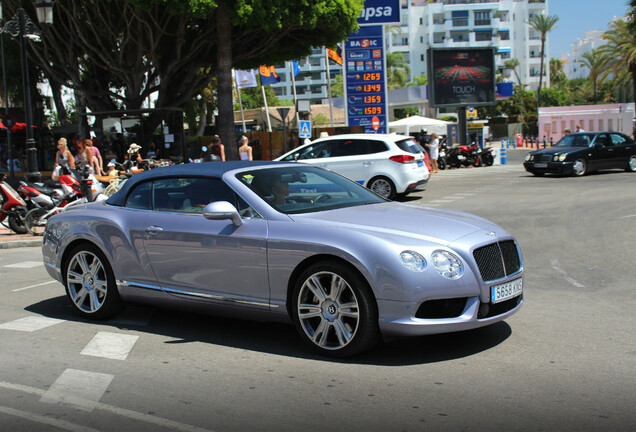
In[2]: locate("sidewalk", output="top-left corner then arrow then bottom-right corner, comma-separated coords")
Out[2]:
0,224 -> 42,249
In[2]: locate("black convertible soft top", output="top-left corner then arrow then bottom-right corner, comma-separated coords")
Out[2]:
106,160 -> 288,206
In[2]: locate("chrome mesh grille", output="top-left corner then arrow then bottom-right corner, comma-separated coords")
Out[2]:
473,240 -> 521,282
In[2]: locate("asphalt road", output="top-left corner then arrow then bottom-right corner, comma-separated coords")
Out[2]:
1,151 -> 635,432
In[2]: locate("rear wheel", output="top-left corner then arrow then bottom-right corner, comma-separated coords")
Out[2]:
482,153 -> 494,166
24,208 -> 48,236
437,157 -> 446,170
627,155 -> 636,172
64,244 -> 123,319
8,207 -> 27,234
573,158 -> 587,176
368,177 -> 396,200
292,261 -> 379,357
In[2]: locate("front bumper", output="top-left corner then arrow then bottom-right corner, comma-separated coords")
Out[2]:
523,161 -> 574,175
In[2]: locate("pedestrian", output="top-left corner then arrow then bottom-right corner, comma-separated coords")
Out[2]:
575,124 -> 584,133
429,133 -> 439,173
53,138 -> 75,180
208,136 -> 225,161
238,135 -> 253,161
85,139 -> 103,175
75,138 -> 95,173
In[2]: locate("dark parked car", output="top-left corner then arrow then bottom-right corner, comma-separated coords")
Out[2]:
523,132 -> 636,176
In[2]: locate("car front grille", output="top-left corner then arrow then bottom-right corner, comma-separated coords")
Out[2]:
473,240 -> 521,282
542,155 -> 552,162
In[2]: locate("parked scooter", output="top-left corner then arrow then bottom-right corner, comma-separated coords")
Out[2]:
437,138 -> 448,170
479,146 -> 495,166
23,166 -> 104,236
0,173 -> 28,234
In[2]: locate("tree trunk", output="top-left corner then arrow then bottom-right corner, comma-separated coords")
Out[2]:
50,80 -> 69,125
537,38 -> 545,109
216,2 -> 237,160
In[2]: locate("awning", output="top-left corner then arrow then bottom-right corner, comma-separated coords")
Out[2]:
498,47 -> 511,54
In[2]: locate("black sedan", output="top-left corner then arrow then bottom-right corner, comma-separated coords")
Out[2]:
524,132 -> 636,176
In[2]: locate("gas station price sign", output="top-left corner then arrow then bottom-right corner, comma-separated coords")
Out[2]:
344,25 -> 387,133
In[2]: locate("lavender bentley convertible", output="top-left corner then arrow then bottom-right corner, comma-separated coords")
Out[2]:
42,161 -> 523,357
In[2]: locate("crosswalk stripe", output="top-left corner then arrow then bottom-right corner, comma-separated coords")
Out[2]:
40,369 -> 114,412
0,316 -> 64,332
80,332 -> 139,360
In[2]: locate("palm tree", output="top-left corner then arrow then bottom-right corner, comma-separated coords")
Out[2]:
528,13 -> 559,108
504,58 -> 524,132
386,52 -> 411,89
598,17 -> 636,105
580,48 -> 607,103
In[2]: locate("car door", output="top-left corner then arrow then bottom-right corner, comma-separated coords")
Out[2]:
592,134 -> 616,170
140,177 -> 270,309
321,139 -> 379,185
608,133 -> 631,168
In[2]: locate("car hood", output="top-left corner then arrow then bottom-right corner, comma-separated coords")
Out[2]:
291,202 -> 503,245
530,146 -> 587,156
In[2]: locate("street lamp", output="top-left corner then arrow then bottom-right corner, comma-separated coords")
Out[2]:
2,1 -> 54,182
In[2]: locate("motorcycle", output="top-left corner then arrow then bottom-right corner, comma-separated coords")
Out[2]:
23,166 -> 104,236
446,142 -> 481,168
0,173 -> 28,234
479,146 -> 495,166
437,138 -> 448,170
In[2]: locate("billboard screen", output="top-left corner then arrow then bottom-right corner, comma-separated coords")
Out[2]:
427,48 -> 496,108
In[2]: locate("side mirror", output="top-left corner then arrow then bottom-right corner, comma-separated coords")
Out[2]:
202,201 -> 243,227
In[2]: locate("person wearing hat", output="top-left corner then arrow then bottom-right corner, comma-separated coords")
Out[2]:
106,160 -> 119,177
127,143 -> 143,163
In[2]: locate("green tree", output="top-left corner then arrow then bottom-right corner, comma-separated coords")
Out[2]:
550,58 -> 568,89
580,48 -> 607,103
3,0 -> 363,159
407,73 -> 427,87
386,52 -> 410,89
598,16 -> 636,105
528,13 -> 559,108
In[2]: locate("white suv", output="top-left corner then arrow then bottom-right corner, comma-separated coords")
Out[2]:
276,133 -> 429,199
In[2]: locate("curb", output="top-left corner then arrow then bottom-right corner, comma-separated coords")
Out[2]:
0,239 -> 42,249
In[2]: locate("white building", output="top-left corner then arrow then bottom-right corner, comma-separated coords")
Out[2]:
564,29 -> 605,79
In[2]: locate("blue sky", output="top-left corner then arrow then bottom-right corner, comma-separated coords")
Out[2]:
549,0 -> 630,57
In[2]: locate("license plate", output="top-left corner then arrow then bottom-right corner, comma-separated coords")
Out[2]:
534,163 -> 547,168
417,160 -> 423,167
491,278 -> 522,304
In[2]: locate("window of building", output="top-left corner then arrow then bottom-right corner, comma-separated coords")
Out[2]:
499,30 -> 510,40
451,31 -> 469,42
588,120 -> 594,131
420,18 -> 423,25
421,54 -> 424,61
608,119 -> 613,130
598,119 -> 604,131
474,10 -> 491,26
452,11 -> 468,27
475,30 -> 492,41
434,32 -> 445,43
500,51 -> 510,60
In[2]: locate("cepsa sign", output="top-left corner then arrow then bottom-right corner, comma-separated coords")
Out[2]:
357,0 -> 400,24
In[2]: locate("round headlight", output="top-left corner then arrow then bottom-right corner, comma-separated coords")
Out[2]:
431,250 -> 464,279
400,251 -> 427,272
525,154 -> 531,161
558,153 -> 567,162
553,155 -> 558,162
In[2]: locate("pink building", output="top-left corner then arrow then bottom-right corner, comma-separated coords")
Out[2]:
538,103 -> 635,143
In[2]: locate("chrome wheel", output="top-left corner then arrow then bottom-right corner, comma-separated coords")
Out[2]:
368,177 -> 395,200
64,245 -> 123,319
293,262 -> 379,357
627,155 -> 636,172
573,159 -> 587,176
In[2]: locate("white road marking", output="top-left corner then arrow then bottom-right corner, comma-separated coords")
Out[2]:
616,213 -> 636,220
550,259 -> 585,288
0,316 -> 64,332
12,280 -> 58,292
1,380 -> 214,431
40,369 -> 114,412
4,261 -> 44,268
0,405 -> 99,432
80,332 -> 139,360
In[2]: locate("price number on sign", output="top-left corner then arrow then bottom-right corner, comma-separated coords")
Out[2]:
363,84 -> 382,92
363,95 -> 382,104
363,73 -> 381,81
364,107 -> 382,115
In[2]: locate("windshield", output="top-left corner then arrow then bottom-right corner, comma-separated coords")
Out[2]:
555,134 -> 595,148
396,138 -> 425,154
236,165 -> 386,214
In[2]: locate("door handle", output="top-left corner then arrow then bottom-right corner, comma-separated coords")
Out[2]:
363,162 -> 373,166
145,226 -> 163,234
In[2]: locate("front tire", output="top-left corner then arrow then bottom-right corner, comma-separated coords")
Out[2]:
292,261 -> 379,357
8,207 -> 27,234
627,155 -> 636,172
24,208 -> 48,236
63,244 -> 123,319
437,157 -> 446,170
368,176 -> 396,200
573,158 -> 587,176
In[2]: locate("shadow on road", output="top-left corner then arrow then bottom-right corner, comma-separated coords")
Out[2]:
26,296 -> 512,366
